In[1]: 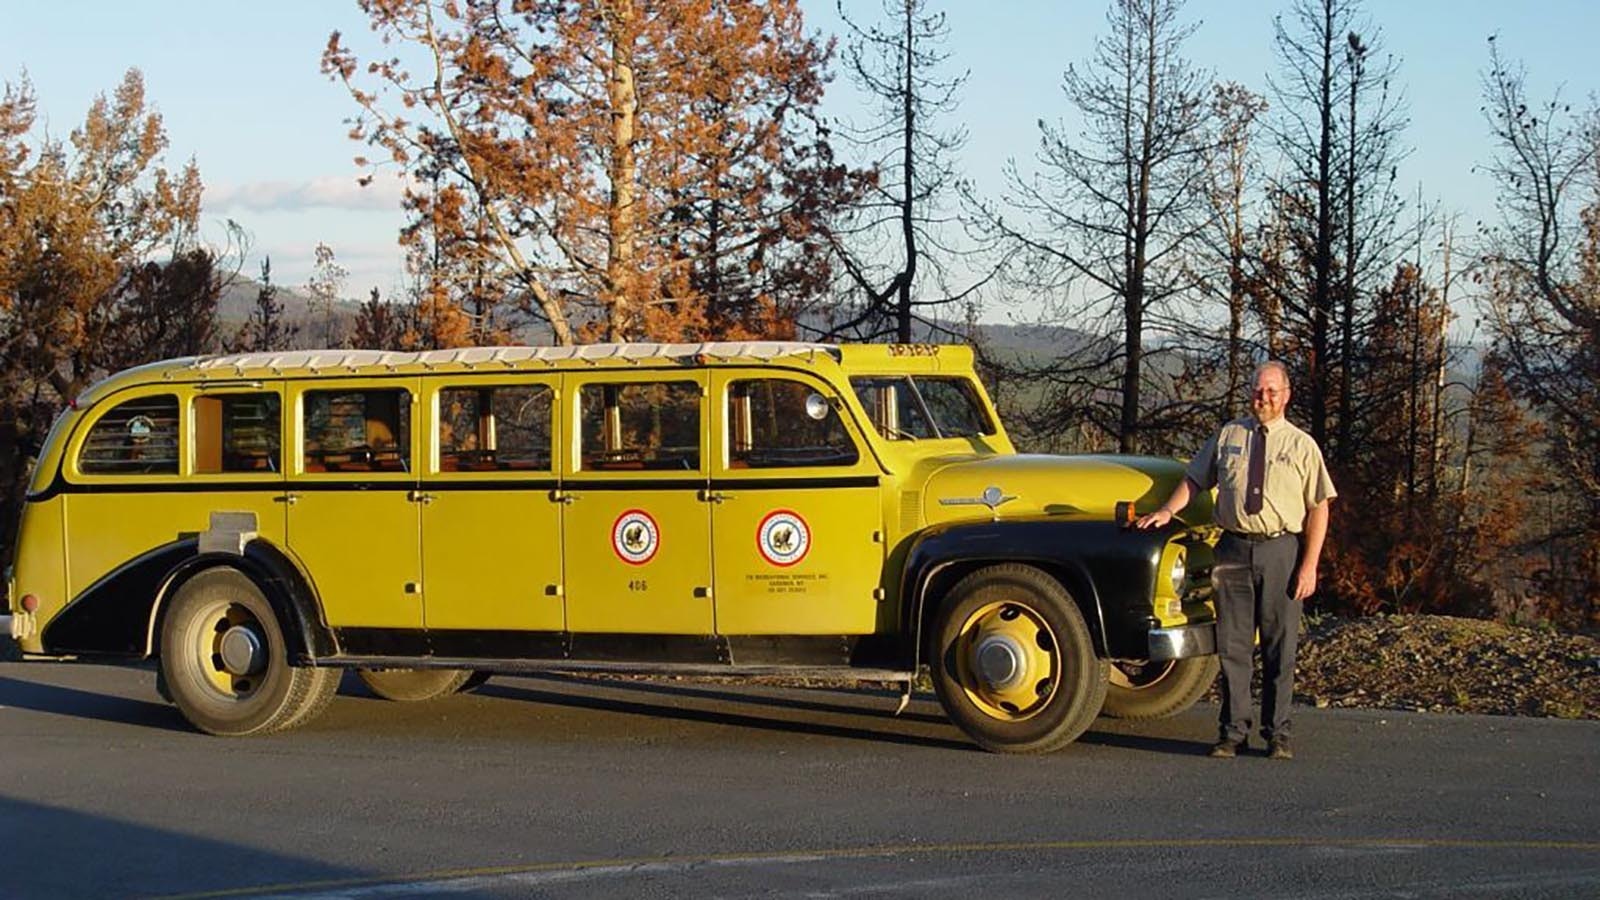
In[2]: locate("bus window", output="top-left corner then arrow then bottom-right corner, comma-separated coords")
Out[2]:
194,393 -> 281,474
579,381 -> 699,471
728,379 -> 858,468
303,389 -> 410,473
78,395 -> 179,474
438,385 -> 553,472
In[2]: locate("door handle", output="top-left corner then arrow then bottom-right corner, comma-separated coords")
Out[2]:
550,489 -> 577,505
699,489 -> 734,504
407,489 -> 436,505
276,492 -> 301,505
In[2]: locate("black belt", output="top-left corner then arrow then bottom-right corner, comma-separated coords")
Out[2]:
1224,529 -> 1291,542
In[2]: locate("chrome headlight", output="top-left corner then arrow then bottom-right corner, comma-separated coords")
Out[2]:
1169,551 -> 1187,596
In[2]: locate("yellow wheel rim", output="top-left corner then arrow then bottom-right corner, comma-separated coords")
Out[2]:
190,599 -> 267,701
954,600 -> 1059,721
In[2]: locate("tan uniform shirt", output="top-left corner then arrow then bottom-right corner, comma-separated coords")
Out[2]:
1186,417 -> 1336,535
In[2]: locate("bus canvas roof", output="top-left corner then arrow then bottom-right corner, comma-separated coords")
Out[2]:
73,341 -> 976,406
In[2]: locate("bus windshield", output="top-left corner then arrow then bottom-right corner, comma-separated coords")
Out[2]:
849,375 -> 994,441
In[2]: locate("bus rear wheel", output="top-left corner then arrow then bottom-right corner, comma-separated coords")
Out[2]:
358,668 -> 473,702
929,564 -> 1108,754
159,569 -> 335,736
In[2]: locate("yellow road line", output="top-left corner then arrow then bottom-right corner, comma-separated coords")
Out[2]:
155,837 -> 1600,899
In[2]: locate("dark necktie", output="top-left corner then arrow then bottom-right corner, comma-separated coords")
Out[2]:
1244,424 -> 1267,515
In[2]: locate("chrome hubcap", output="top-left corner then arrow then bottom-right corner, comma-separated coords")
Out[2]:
975,634 -> 1028,690
218,625 -> 266,676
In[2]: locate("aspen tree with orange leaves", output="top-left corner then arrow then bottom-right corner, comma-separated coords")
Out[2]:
0,69 -> 211,554
324,0 -> 860,344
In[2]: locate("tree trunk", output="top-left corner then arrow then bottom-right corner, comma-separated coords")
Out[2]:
1310,0 -> 1335,453
1120,3 -> 1159,455
1338,34 -> 1362,466
896,2 -> 918,343
606,0 -> 640,342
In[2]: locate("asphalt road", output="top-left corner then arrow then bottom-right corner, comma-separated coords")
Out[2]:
1,659 -> 1596,899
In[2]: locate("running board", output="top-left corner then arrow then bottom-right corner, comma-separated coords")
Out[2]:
319,655 -> 916,686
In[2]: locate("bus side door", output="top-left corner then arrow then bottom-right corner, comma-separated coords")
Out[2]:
558,372 -> 713,635
285,379 -> 422,630
708,372 -> 885,635
419,376 -> 564,632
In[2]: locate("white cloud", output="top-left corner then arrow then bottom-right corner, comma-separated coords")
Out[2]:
206,173 -> 409,213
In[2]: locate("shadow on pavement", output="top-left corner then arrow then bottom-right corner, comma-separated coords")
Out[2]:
2,663 -> 1209,757
0,673 -> 187,732
1077,727 -> 1213,757
478,675 -> 976,752
0,794 -> 370,900
501,673 -> 1217,757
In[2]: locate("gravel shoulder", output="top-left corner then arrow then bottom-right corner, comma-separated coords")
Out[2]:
1290,613 -> 1599,720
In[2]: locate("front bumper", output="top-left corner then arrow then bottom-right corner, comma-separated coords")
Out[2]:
1148,622 -> 1216,661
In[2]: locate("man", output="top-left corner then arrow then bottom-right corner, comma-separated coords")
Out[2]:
1135,361 -> 1335,760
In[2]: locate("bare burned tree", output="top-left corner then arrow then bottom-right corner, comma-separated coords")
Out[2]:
974,0 -> 1211,453
819,0 -> 980,342
1478,38 -> 1600,626
1334,28 -> 1409,457
1196,82 -> 1268,418
1259,0 -> 1408,464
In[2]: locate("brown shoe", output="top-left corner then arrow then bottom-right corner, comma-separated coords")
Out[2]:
1209,739 -> 1245,759
1268,736 -> 1293,760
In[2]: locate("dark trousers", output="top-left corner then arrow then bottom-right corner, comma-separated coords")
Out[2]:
1212,532 -> 1300,742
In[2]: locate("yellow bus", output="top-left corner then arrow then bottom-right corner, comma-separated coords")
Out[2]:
5,343 -> 1217,752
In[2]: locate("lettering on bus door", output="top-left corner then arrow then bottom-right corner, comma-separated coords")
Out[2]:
419,378 -> 564,632
709,373 -> 884,635
559,373 -> 713,634
284,380 -> 423,629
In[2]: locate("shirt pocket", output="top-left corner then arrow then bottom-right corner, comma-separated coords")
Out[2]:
1219,445 -> 1247,485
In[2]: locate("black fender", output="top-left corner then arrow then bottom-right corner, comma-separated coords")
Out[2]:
901,516 -> 1177,671
42,539 -> 199,657
40,538 -> 336,663
151,540 -> 337,663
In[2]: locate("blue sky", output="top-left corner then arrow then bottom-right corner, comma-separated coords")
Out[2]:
3,0 -> 1596,320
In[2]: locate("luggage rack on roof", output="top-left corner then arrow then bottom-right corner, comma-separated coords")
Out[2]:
189,342 -> 841,375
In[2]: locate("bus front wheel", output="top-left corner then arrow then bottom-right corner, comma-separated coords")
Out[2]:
929,564 -> 1108,754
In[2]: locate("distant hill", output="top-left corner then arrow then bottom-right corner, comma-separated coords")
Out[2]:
970,321 -> 1094,361
211,282 -> 1093,356
216,278 -> 363,349
217,279 -> 358,324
